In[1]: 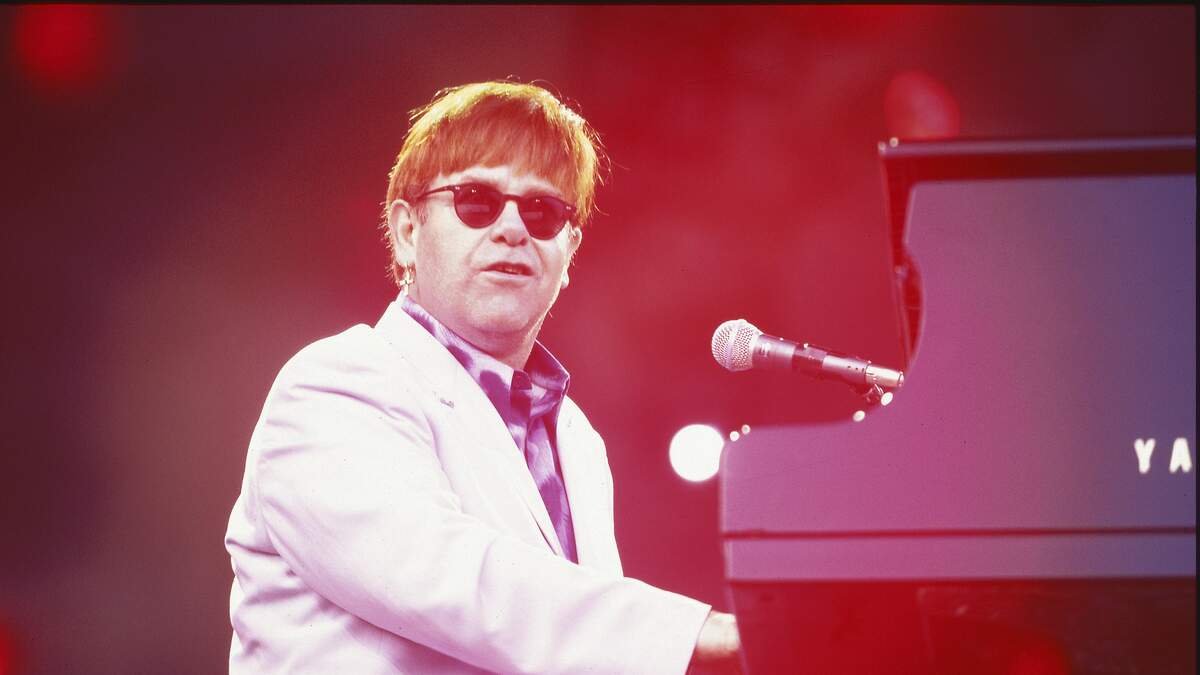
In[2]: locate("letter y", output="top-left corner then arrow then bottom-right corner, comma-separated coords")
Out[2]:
1134,438 -> 1155,474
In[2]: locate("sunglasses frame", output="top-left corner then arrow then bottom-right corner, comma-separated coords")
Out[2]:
413,183 -> 576,240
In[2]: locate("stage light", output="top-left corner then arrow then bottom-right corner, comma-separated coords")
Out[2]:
884,69 -> 961,140
13,4 -> 117,96
0,618 -> 15,675
669,424 -> 725,482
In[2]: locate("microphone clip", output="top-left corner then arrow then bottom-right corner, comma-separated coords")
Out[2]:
854,382 -> 888,405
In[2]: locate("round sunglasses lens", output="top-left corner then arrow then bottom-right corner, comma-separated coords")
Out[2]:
519,198 -> 566,239
455,187 -> 501,227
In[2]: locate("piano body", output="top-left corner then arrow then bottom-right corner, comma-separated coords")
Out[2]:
720,137 -> 1196,674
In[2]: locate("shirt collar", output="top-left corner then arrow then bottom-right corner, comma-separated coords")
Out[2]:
399,294 -> 570,417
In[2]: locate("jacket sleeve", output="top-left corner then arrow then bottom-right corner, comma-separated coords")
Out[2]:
249,332 -> 711,674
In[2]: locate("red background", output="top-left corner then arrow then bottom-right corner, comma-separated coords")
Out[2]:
0,6 -> 1194,673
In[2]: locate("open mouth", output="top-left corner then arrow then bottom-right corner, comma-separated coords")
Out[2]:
483,262 -> 533,277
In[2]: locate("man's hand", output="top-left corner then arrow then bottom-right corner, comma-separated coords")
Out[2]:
689,610 -> 742,674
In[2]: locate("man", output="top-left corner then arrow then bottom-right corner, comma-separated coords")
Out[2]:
225,81 -> 740,673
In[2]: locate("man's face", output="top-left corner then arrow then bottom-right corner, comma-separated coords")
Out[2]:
391,164 -> 581,363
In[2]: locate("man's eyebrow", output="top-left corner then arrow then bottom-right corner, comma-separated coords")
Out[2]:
457,173 -> 563,198
455,172 -> 499,187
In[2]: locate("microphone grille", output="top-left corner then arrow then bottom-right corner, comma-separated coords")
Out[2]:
711,319 -> 762,372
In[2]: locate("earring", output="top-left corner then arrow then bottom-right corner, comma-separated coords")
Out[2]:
399,264 -> 415,294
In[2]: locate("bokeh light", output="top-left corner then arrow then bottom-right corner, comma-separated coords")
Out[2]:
669,424 -> 726,482
0,618 -> 16,675
884,69 -> 962,140
12,4 -> 117,96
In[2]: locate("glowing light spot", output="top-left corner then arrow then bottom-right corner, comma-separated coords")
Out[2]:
0,618 -> 15,675
728,430 -> 740,442
14,5 -> 118,96
880,391 -> 894,406
852,410 -> 866,422
669,424 -> 725,482
740,424 -> 751,434
1006,638 -> 1071,675
884,70 -> 961,140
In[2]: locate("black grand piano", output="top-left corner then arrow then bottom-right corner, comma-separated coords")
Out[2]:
720,137 -> 1196,674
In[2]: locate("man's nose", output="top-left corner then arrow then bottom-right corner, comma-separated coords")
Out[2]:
489,200 -> 529,245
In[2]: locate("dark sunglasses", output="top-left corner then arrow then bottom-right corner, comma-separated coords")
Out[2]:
414,183 -> 576,240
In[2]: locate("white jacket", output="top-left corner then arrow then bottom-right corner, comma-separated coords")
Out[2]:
225,298 -> 710,673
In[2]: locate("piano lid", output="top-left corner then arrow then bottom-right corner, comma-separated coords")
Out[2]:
723,146 -> 1195,536
878,136 -> 1196,267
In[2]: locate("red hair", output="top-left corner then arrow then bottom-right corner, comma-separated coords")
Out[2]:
383,81 -> 604,286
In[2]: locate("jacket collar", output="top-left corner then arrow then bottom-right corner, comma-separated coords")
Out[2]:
372,295 -> 569,559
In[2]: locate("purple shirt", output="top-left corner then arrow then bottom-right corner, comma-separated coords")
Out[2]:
401,295 -> 578,563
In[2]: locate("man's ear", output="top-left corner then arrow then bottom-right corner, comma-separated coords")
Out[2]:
561,226 -> 583,289
387,199 -> 418,267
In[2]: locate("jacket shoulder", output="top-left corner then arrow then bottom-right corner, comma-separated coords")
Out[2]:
285,323 -> 389,367
272,322 -> 406,385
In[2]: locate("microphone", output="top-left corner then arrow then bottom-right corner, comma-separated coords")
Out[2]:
711,319 -> 904,390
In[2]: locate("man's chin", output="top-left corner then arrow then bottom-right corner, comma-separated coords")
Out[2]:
467,305 -> 540,338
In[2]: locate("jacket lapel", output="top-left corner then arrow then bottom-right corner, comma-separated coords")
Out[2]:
554,415 -> 594,565
447,365 -> 565,558
556,408 -> 621,575
375,299 -> 565,558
